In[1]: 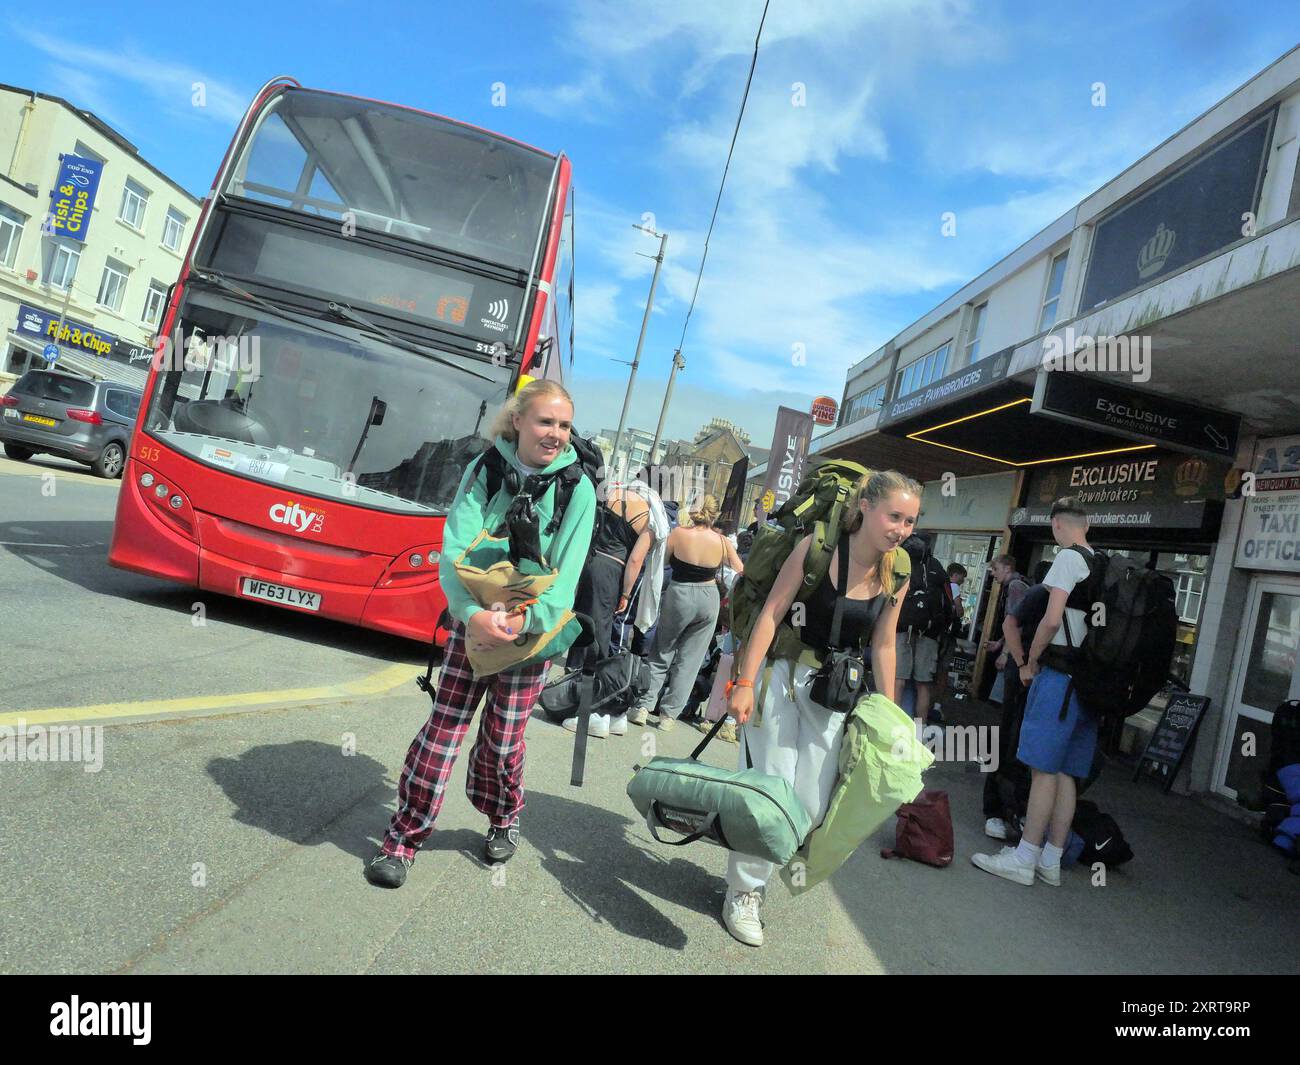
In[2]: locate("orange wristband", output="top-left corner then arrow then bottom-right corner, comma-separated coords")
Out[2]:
725,679 -> 754,696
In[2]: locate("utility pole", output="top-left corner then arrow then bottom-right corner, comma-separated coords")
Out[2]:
611,224 -> 666,480
649,348 -> 686,473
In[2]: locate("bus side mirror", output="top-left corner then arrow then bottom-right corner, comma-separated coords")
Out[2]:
369,397 -> 386,427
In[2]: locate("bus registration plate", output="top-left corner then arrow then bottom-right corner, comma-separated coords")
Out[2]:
240,578 -> 321,612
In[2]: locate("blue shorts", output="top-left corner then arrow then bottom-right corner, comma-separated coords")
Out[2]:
1016,666 -> 1098,778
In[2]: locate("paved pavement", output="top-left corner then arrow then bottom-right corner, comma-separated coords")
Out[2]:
1,458 -> 1296,974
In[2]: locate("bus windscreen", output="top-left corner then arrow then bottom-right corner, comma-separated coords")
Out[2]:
143,292 -> 512,515
226,89 -> 555,273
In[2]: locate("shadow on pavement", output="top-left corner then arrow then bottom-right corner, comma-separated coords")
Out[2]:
0,518 -> 424,663
208,740 -> 399,863
522,789 -> 721,951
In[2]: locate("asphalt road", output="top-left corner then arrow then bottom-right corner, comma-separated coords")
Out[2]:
1,456 -> 1296,974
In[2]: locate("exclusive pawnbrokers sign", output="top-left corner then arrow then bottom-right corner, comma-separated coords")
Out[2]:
1010,451 -> 1226,530
1236,435 -> 1300,573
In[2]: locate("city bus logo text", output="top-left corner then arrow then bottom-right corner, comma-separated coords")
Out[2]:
269,502 -> 323,533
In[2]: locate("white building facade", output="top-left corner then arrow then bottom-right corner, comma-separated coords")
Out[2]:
0,83 -> 202,389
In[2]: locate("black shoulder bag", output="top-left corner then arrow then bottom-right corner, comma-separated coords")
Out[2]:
809,546 -> 875,713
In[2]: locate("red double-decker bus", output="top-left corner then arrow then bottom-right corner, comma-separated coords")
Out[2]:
109,77 -> 574,643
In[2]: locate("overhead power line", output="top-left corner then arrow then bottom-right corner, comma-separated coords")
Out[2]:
675,0 -> 771,355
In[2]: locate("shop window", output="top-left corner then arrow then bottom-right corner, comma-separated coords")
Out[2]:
0,202 -> 26,268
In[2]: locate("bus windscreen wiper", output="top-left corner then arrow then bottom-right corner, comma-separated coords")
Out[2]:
324,301 -> 494,383
188,270 -> 356,344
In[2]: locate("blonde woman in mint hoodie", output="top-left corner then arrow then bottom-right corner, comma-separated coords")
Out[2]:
367,380 -> 595,888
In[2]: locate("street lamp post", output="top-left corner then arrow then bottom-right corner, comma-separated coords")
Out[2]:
649,348 -> 685,475
611,225 -> 667,480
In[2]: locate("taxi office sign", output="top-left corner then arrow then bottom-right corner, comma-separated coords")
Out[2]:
48,155 -> 104,242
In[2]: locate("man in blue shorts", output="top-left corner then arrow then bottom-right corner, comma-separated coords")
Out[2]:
973,496 -> 1100,886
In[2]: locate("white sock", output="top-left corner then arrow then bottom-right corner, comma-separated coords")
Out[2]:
1040,842 -> 1063,868
1014,839 -> 1042,866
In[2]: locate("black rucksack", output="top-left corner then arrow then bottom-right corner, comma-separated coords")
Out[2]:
1073,799 -> 1134,868
1057,547 -> 1179,721
476,429 -> 604,538
899,538 -> 950,638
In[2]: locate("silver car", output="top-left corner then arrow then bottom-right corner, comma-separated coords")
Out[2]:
0,370 -> 141,478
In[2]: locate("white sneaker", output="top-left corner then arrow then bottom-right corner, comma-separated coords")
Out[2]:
609,713 -> 628,736
984,817 -> 1009,841
971,846 -> 1035,885
723,889 -> 764,947
627,707 -> 649,726
1035,861 -> 1061,886
656,713 -> 676,733
561,714 -> 609,738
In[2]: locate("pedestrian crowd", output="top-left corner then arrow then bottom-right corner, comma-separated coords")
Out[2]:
363,381 -> 1144,950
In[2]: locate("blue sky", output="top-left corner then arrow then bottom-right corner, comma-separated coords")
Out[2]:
8,1 -> 1297,451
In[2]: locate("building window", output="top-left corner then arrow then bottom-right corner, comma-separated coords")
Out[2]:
98,258 -> 131,311
143,281 -> 168,326
0,203 -> 26,268
162,207 -> 187,252
120,179 -> 150,230
894,342 -> 950,400
1038,251 -> 1069,332
965,302 -> 986,364
844,382 -> 886,423
47,242 -> 80,289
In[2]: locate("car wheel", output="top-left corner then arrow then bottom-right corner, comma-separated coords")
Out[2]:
3,442 -> 34,461
94,441 -> 126,479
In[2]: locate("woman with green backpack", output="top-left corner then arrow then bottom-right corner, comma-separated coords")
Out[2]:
721,469 -> 921,946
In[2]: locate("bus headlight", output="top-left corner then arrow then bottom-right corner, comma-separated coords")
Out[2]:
409,553 -> 423,567
169,495 -> 184,509
140,473 -> 155,488
155,484 -> 169,498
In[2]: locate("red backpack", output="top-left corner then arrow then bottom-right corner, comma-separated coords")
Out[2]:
880,789 -> 954,867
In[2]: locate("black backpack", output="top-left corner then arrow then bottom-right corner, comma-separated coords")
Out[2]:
1058,547 -> 1179,721
899,539 -> 950,638
476,429 -> 604,538
1073,799 -> 1134,868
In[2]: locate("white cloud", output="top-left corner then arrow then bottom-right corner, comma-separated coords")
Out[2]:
16,27 -> 250,130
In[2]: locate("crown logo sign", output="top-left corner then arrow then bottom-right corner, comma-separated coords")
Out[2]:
993,353 -> 1008,378
1038,470 -> 1059,504
1174,457 -> 1207,496
1137,222 -> 1176,280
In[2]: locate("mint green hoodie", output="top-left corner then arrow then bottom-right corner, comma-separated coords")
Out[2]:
439,435 -> 596,636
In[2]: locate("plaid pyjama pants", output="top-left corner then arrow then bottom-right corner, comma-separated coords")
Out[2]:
383,621 -> 549,860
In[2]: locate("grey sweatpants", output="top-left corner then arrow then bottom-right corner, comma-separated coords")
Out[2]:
633,580 -> 720,720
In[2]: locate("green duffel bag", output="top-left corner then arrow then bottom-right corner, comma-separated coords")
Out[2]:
627,718 -> 812,865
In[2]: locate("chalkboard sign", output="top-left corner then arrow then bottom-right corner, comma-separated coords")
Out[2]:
1134,693 -> 1211,792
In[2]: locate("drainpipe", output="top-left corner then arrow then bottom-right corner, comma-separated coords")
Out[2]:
8,92 -> 36,177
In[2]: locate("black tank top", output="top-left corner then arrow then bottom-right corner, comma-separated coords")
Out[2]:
672,531 -> 725,584
590,503 -> 640,563
793,544 -> 885,652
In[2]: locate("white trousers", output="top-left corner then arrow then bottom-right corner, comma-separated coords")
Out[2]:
725,659 -> 846,894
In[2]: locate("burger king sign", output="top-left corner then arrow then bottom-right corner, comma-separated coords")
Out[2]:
811,396 -> 838,426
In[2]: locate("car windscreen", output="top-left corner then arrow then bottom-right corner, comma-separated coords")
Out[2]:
142,292 -> 511,515
226,89 -> 555,273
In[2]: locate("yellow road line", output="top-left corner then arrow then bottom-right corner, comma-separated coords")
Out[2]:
0,663 -> 423,728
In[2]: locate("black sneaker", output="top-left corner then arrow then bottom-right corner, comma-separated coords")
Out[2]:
484,822 -> 520,864
364,850 -> 412,888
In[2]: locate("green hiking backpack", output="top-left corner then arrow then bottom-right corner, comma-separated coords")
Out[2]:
730,460 -> 911,664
